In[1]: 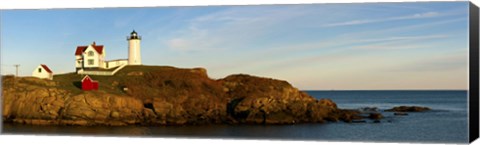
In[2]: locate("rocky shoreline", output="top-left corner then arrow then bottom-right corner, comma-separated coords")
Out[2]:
2,66 -> 430,126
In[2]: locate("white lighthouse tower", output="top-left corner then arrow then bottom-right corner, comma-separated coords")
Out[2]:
127,30 -> 142,65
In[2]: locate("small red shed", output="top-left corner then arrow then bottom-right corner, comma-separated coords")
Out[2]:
81,75 -> 99,91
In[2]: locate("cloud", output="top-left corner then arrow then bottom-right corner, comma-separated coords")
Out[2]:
206,31 -> 455,77
156,4 -> 467,90
321,11 -> 440,27
354,34 -> 449,43
163,5 -> 462,55
165,24 -> 224,52
164,6 -> 325,53
411,11 -> 439,18
383,52 -> 468,72
348,34 -> 450,50
167,38 -> 190,51
215,32 -> 457,79
351,44 -> 429,51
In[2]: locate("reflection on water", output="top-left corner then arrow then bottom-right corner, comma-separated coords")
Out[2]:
2,123 -> 151,137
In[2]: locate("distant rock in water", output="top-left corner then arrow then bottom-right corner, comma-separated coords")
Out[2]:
394,112 -> 408,116
368,113 -> 383,120
358,107 -> 379,113
351,120 -> 366,123
2,66 -> 362,126
385,106 -> 430,112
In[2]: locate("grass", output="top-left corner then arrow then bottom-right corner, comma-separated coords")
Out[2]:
52,65 -> 206,96
53,72 -> 123,95
54,66 -> 151,96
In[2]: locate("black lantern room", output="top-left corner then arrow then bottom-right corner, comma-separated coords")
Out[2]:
127,30 -> 141,40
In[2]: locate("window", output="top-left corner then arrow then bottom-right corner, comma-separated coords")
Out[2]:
88,51 -> 94,56
88,59 -> 94,65
38,68 -> 42,73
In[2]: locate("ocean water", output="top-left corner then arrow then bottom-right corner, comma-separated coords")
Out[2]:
2,90 -> 469,143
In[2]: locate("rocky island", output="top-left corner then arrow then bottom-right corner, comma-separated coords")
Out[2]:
2,65 -> 428,126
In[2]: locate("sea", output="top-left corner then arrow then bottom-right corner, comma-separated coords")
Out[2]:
1,90 -> 469,143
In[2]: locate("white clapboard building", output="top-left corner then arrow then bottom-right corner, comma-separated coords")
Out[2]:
32,64 -> 53,80
74,30 -> 142,74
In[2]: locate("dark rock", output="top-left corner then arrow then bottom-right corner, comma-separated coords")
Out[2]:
394,112 -> 409,116
351,120 -> 366,123
385,106 -> 430,112
368,113 -> 383,120
358,107 -> 378,113
318,98 -> 337,109
373,120 -> 381,123
334,109 -> 362,123
220,74 -> 341,124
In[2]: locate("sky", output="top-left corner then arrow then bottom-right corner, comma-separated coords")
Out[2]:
0,2 -> 470,90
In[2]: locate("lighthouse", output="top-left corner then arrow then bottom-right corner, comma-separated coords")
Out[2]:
127,30 -> 142,65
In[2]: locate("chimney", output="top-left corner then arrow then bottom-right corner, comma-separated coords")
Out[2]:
92,41 -> 96,46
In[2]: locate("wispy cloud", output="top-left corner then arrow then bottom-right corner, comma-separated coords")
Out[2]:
164,6 -> 326,52
354,34 -> 449,43
116,4 -> 468,89
321,11 -> 441,27
348,34 -> 450,50
350,44 -> 430,50
205,30 -> 457,78
166,26 -> 218,52
163,4 -> 463,55
383,52 -> 468,72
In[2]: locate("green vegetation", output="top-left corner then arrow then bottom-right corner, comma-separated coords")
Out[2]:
53,72 -> 124,95
52,65 -> 213,100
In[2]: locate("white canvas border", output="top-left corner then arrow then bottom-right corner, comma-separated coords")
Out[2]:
0,0 -> 478,145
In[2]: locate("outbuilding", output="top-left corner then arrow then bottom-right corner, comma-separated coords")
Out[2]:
32,64 -> 53,80
81,75 -> 99,91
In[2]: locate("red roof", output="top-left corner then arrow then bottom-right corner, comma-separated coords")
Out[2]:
75,46 -> 87,55
40,64 -> 53,73
81,75 -> 91,82
75,44 -> 104,55
81,75 -> 98,82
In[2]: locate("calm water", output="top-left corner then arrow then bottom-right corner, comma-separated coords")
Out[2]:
2,90 -> 469,143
